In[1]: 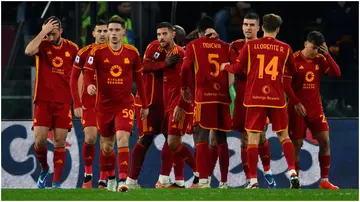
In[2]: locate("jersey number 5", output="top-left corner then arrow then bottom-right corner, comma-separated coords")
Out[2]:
208,54 -> 220,77
257,54 -> 279,80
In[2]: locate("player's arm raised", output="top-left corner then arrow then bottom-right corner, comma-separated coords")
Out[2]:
83,53 -> 97,96
180,43 -> 196,103
320,42 -> 341,77
70,53 -> 85,118
220,44 -> 248,74
25,19 -> 59,56
133,53 -> 149,120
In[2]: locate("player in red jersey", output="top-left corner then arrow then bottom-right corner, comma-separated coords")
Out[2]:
70,19 -> 108,189
25,16 -> 79,188
83,16 -> 148,192
181,16 -> 237,188
284,31 -> 341,190
220,14 -> 300,189
228,12 -> 275,188
152,22 -> 197,189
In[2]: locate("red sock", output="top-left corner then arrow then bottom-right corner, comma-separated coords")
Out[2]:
247,144 -> 258,179
160,142 -> 173,176
53,146 -> 66,183
174,154 -> 185,181
218,143 -> 229,182
281,139 -> 295,171
129,142 -> 147,180
208,146 -> 218,177
82,142 -> 95,175
117,147 -> 129,180
295,160 -> 300,175
99,171 -> 107,181
196,141 -> 209,179
258,139 -> 271,172
194,148 -> 197,172
174,144 -> 196,172
319,155 -> 330,179
34,145 -> 49,171
241,146 -> 250,179
100,149 -> 116,177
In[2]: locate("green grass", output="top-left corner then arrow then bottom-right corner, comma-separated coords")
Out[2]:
1,188 -> 358,201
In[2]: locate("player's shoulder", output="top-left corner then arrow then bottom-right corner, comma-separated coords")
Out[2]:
175,45 -> 185,54
64,39 -> 79,50
146,40 -> 163,52
231,39 -> 246,46
78,44 -> 94,56
293,50 -> 301,58
124,44 -> 140,56
89,43 -> 108,55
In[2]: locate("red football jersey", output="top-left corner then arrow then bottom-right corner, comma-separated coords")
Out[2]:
163,45 -> 191,112
34,38 -> 78,104
225,37 -> 297,108
83,43 -> 148,113
135,40 -> 166,107
181,37 -> 237,104
288,51 -> 341,115
230,39 -> 247,100
70,43 -> 97,108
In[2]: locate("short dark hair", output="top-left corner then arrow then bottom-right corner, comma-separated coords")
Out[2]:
306,31 -> 325,47
108,16 -> 126,29
197,16 -> 214,33
244,12 -> 260,24
262,13 -> 282,33
156,22 -> 175,32
93,19 -> 107,29
44,16 -> 62,28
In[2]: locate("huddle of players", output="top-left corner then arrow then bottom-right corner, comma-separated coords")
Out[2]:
25,10 -> 340,191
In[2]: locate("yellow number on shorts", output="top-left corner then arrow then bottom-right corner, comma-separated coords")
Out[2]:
320,114 -> 327,123
256,54 -> 279,80
122,109 -> 134,119
208,54 -> 220,77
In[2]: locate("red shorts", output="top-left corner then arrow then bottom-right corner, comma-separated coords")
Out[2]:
194,103 -> 232,132
233,101 -> 247,132
162,109 -> 192,136
288,105 -> 329,140
96,104 -> 135,137
245,107 -> 287,132
33,101 -> 72,131
135,103 -> 164,138
82,107 -> 97,128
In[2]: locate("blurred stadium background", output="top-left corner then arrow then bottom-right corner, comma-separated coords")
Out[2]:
1,1 -> 359,191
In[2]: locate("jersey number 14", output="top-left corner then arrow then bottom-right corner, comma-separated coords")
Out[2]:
257,54 -> 279,80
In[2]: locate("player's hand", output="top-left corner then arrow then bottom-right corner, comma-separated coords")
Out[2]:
320,42 -> 329,55
41,19 -> 59,34
173,106 -> 184,122
74,107 -> 82,118
220,63 -> 229,71
87,84 -> 97,96
294,103 -> 307,117
205,28 -> 219,38
140,108 -> 149,120
181,88 -> 192,103
165,54 -> 181,67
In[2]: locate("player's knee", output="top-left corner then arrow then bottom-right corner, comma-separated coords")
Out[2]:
138,135 -> 153,149
215,132 -> 227,145
116,133 -> 130,147
167,136 -> 181,151
240,132 -> 248,146
102,141 -> 114,153
85,134 -> 97,145
317,133 -> 330,151
209,138 -> 217,147
35,135 -> 47,148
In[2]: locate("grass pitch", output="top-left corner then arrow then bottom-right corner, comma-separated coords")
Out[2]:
1,188 -> 358,201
